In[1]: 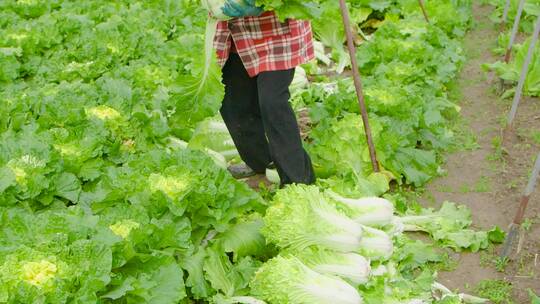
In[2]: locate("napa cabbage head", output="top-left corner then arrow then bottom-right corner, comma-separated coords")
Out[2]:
289,247 -> 371,285
0,208 -> 114,302
53,143 -> 82,158
109,219 -> 140,239
262,185 -> 363,252
165,136 -> 227,169
6,155 -> 46,185
85,105 -> 121,121
189,117 -> 239,161
21,260 -> 58,289
7,164 -> 26,185
250,256 -> 363,304
290,66 -> 309,93
1,255 -> 63,298
85,105 -> 126,131
358,225 -> 393,261
326,191 -> 395,227
148,173 -> 191,200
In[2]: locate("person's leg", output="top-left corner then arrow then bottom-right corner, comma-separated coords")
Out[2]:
257,69 -> 316,185
220,54 -> 272,173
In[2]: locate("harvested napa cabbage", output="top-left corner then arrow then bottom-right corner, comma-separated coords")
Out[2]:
287,247 -> 371,285
189,117 -> 239,161
358,225 -> 393,261
166,136 -> 189,150
202,148 -> 229,169
290,66 -> 309,93
265,168 -> 280,184
395,202 -> 497,252
262,185 -> 363,252
166,135 -> 228,169
250,256 -> 363,304
326,191 -> 395,227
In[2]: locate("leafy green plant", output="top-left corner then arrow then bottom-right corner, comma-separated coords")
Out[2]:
474,176 -> 492,193
532,130 -> 540,145
488,135 -> 506,162
483,37 -> 540,97
475,279 -> 515,304
529,289 -> 540,304
494,256 -> 509,272
250,255 -> 362,304
521,217 -> 534,231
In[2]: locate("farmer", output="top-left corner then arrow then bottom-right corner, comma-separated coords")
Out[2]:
214,0 -> 316,186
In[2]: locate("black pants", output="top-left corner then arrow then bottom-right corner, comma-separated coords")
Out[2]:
220,53 -> 315,185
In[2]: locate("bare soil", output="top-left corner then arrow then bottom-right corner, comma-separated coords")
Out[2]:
421,3 -> 540,303
243,174 -> 272,190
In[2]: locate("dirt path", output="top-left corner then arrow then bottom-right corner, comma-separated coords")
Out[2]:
420,3 -> 540,303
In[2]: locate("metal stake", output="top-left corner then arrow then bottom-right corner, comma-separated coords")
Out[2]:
418,0 -> 430,23
500,0 -> 511,31
338,0 -> 380,173
504,0 -> 526,63
506,14 -> 540,129
500,151 -> 540,258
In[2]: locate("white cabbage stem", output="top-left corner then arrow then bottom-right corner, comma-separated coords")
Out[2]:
326,191 -> 395,227
166,136 -> 188,150
358,225 -> 393,260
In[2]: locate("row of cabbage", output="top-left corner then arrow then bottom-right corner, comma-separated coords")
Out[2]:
482,0 -> 540,97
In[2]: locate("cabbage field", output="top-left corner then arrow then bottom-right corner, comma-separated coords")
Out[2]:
0,0 -> 522,303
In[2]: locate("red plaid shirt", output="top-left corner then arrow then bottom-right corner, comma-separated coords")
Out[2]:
214,11 -> 315,77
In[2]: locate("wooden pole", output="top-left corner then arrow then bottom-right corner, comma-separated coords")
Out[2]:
338,0 -> 380,172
